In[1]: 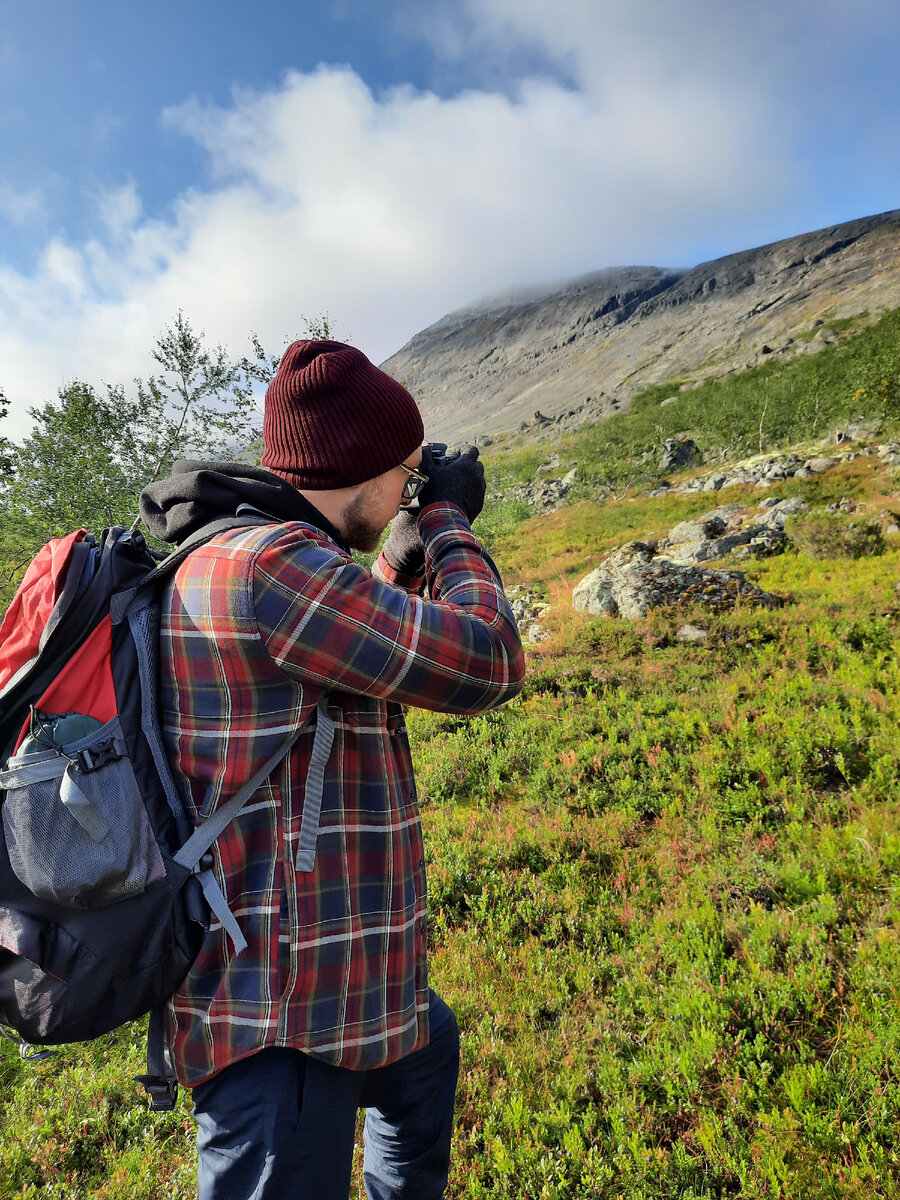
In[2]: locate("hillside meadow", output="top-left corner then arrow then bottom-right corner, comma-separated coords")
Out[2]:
2,310 -> 900,1197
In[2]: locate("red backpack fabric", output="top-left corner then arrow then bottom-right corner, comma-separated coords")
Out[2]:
0,532 -> 116,748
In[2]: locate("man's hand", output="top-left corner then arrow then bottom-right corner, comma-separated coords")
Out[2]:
381,509 -> 425,577
418,444 -> 486,524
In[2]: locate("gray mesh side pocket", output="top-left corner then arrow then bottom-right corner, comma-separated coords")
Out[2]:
0,716 -> 165,909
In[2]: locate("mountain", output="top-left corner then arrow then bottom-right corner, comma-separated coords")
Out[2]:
381,210 -> 900,440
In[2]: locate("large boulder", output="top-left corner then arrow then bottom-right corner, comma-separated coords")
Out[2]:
572,542 -> 781,619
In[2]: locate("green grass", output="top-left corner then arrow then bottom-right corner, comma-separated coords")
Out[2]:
409,513 -> 900,1197
4,307 -> 900,1197
5,458 -> 900,1197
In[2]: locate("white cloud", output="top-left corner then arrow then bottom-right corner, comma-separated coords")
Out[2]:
96,180 -> 142,240
0,184 -> 43,227
2,0 -> 896,440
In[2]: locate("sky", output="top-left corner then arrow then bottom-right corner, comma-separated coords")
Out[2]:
1,0 -> 898,440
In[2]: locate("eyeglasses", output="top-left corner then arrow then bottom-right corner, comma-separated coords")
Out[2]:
397,461 -> 429,503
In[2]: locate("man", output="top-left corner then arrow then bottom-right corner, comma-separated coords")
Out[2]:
140,340 -> 525,1200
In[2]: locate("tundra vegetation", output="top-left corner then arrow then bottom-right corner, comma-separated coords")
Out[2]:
1,309 -> 900,1198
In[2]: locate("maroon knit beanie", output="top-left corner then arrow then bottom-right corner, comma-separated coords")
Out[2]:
261,340 -> 425,490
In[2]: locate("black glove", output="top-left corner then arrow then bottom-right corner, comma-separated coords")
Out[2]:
417,444 -> 486,524
381,509 -> 425,577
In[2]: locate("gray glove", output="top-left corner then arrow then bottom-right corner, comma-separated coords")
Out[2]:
381,509 -> 425,576
417,444 -> 486,524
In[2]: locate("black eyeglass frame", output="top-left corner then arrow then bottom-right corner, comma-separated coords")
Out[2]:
397,462 -> 429,503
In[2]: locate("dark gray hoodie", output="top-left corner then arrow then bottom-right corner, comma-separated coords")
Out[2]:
139,460 -> 348,551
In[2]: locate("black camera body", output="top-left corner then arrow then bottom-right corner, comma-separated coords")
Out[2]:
404,442 -> 459,509
426,442 -> 457,466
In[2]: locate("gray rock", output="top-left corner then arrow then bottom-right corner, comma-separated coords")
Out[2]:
675,446 -> 854,496
708,504 -> 746,524
841,419 -> 881,441
659,438 -> 702,473
667,535 -> 745,564
677,624 -> 708,643
510,597 -> 532,621
773,497 -> 806,514
666,505 -> 742,544
527,623 -> 550,643
660,396 -> 679,406
572,567 -> 619,616
664,502 -> 789,562
756,512 -> 788,533
666,518 -> 719,545
508,586 -> 550,628
572,542 -> 781,620
757,497 -> 807,528
512,466 -> 579,512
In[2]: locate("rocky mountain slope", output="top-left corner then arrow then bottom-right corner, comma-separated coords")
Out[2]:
382,209 -> 900,441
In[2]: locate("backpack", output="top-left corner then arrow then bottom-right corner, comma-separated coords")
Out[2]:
0,517 -> 304,1109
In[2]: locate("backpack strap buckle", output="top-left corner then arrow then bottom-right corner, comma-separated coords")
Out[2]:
136,1007 -> 179,1110
76,739 -> 124,772
134,1073 -> 179,1112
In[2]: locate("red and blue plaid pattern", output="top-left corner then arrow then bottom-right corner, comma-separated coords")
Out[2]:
159,503 -> 524,1085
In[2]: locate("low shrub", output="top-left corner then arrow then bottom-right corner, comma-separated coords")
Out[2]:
787,511 -> 886,559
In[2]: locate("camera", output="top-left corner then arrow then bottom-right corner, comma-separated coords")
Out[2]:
403,442 -> 460,509
425,442 -> 459,466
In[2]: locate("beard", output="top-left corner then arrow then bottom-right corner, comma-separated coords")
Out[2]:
341,485 -> 388,553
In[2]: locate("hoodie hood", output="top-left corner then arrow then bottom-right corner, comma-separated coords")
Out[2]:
140,460 -> 348,550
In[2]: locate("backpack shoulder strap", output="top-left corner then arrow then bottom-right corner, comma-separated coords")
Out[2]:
109,514 -> 275,625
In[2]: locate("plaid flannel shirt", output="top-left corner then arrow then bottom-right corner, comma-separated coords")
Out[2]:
159,502 -> 524,1085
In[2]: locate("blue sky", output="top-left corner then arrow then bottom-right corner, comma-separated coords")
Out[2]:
0,2 -> 441,270
1,0 -> 898,438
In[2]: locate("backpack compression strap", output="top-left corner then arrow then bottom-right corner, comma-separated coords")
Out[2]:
172,698 -> 333,954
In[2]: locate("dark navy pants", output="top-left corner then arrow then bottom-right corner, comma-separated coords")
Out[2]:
191,991 -> 459,1200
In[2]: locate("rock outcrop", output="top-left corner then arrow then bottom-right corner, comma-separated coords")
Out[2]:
510,467 -> 578,512
572,542 -> 781,620
661,498 -> 805,563
659,439 -> 702,474
666,441 -> 886,495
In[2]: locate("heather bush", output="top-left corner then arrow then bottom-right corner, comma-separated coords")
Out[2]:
788,510 -> 886,559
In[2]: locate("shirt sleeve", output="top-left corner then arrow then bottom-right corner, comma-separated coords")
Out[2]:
252,505 -> 525,714
371,552 -> 426,596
